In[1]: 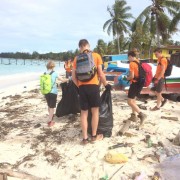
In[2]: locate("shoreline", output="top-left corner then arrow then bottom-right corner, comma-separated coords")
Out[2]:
0,81 -> 180,180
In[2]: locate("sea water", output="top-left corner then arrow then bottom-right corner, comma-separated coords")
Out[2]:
0,58 -> 65,89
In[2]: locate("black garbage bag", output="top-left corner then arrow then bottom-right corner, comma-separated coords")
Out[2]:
60,82 -> 68,97
56,81 -> 80,117
88,89 -> 113,137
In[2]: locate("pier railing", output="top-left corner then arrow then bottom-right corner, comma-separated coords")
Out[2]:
0,58 -> 62,66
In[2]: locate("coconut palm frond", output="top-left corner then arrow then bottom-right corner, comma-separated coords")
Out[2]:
103,19 -> 112,32
150,16 -> 156,35
157,12 -> 171,41
136,6 -> 152,22
164,0 -> 180,11
169,12 -> 180,32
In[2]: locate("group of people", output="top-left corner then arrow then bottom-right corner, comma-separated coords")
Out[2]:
43,39 -> 168,145
125,48 -> 168,126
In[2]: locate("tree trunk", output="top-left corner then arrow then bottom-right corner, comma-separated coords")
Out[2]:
117,33 -> 120,54
156,14 -> 160,47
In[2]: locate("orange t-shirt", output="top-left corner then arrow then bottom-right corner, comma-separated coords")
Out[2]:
129,59 -> 139,83
64,61 -> 72,72
155,57 -> 167,79
73,52 -> 103,86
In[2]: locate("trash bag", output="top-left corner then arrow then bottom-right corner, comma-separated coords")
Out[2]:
56,81 -> 80,117
88,89 -> 113,137
158,154 -> 180,180
60,82 -> 68,97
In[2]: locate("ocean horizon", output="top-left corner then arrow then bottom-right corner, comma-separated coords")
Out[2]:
0,58 -> 65,89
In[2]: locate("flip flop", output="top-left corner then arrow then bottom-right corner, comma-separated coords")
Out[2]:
161,99 -> 167,107
150,106 -> 160,111
80,138 -> 89,145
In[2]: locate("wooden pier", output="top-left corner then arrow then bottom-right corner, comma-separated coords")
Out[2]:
0,58 -> 62,66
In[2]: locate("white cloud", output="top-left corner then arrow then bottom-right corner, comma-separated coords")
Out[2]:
0,0 -> 179,53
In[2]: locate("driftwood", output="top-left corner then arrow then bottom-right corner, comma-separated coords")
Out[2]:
118,120 -> 131,136
0,169 -> 45,180
161,116 -> 179,121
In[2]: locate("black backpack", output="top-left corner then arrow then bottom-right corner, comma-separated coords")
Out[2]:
159,57 -> 173,77
132,61 -> 146,86
159,57 -> 173,90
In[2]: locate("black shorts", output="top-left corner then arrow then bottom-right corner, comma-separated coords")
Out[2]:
151,78 -> 164,93
128,82 -> 143,99
45,93 -> 57,108
79,85 -> 100,110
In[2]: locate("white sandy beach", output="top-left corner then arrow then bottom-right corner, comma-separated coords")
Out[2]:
0,80 -> 180,180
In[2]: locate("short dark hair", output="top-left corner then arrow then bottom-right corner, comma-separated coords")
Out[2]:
154,48 -> 162,53
78,39 -> 89,47
128,51 -> 136,57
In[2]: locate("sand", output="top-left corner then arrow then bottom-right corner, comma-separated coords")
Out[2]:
0,81 -> 180,180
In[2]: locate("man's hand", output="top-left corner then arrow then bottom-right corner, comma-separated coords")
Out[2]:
154,79 -> 159,84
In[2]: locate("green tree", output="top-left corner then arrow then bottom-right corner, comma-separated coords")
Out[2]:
94,39 -> 107,56
132,0 -> 180,47
103,0 -> 133,54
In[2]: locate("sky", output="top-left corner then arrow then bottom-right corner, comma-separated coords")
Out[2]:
0,0 -> 179,53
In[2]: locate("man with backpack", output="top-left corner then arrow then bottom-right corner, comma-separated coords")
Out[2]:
124,51 -> 147,126
150,48 -> 168,111
72,39 -> 111,145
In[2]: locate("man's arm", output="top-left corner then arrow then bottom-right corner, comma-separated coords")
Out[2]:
97,64 -> 107,86
127,71 -> 134,81
58,76 -> 68,83
157,64 -> 165,80
72,68 -> 78,87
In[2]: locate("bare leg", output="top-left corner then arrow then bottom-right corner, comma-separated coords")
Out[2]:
156,92 -> 162,108
128,98 -> 140,114
91,107 -> 99,136
49,108 -> 54,121
80,110 -> 88,139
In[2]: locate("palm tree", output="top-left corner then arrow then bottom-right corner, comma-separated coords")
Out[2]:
94,39 -> 107,56
103,0 -> 133,54
132,0 -> 180,47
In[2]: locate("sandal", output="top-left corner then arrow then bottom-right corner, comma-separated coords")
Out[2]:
81,138 -> 89,145
91,134 -> 103,143
150,106 -> 160,111
161,99 -> 167,107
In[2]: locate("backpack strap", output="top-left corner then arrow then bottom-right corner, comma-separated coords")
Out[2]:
49,71 -> 56,89
132,61 -> 140,80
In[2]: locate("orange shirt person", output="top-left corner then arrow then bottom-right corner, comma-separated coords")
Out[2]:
72,39 -> 111,145
125,51 -> 147,126
150,48 -> 168,111
64,59 -> 72,78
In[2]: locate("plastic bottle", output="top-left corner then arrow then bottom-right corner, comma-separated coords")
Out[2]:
146,135 -> 152,148
108,143 -> 124,150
